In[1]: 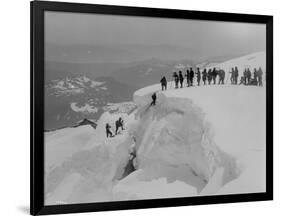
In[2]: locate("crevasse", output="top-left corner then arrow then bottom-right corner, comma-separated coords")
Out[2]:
128,92 -> 239,194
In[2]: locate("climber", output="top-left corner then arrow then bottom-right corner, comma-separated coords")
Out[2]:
239,76 -> 245,85
196,67 -> 201,86
212,67 -> 217,84
230,68 -> 235,84
202,68 -> 207,85
185,69 -> 190,87
179,71 -> 184,88
173,72 -> 179,88
119,117 -> 124,130
257,67 -> 263,86
218,70 -> 225,84
115,117 -> 125,135
246,68 -> 252,85
207,69 -> 212,85
189,67 -> 194,86
243,69 -> 248,85
160,76 -> 167,91
106,123 -> 113,138
234,66 -> 239,84
251,68 -> 258,86
151,92 -> 157,106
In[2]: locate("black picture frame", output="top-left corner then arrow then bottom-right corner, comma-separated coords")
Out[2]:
30,1 -> 273,215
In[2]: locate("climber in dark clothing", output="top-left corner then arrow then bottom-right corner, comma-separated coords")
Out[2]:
119,117 -> 124,130
106,123 -> 113,138
202,69 -> 207,85
173,72 -> 179,88
212,68 -> 217,84
239,76 -> 245,85
115,120 -> 120,135
189,67 -> 194,86
234,67 -> 239,84
179,71 -> 184,88
115,117 -> 124,135
243,69 -> 248,85
196,68 -> 201,86
257,67 -> 263,86
160,76 -> 167,91
207,69 -> 212,85
151,92 -> 157,106
230,68 -> 235,84
185,69 -> 190,87
218,70 -> 225,84
253,68 -> 258,82
246,68 -> 252,85
251,68 -> 258,85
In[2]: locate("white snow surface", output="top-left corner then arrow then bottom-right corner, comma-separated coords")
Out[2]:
103,102 -> 137,114
45,126 -> 97,172
70,102 -> 99,114
45,53 -> 266,204
134,84 -> 266,196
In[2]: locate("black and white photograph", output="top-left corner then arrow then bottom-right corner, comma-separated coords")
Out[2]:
44,11 -> 267,205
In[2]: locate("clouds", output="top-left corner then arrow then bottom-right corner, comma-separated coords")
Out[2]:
45,11 -> 266,62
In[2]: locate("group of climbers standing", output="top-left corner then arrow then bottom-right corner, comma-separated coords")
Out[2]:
204,68 -> 225,85
160,66 -> 264,90
239,67 -> 263,86
161,67 -> 227,90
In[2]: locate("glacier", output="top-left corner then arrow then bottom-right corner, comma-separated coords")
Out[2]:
44,52 -> 266,205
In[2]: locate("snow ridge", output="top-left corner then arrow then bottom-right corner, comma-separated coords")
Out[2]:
130,92 -> 239,191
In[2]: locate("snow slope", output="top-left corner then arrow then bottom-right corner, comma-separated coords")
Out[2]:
133,84 -> 265,196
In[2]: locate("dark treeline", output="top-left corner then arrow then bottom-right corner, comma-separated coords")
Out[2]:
160,66 -> 264,90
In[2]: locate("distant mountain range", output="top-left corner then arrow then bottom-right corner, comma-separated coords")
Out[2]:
45,75 -> 135,130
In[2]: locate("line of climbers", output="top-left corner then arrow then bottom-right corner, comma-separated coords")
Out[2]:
238,67 -> 263,86
160,66 -> 264,90
105,117 -> 124,138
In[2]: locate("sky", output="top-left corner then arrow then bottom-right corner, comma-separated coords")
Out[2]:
45,11 -> 266,63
